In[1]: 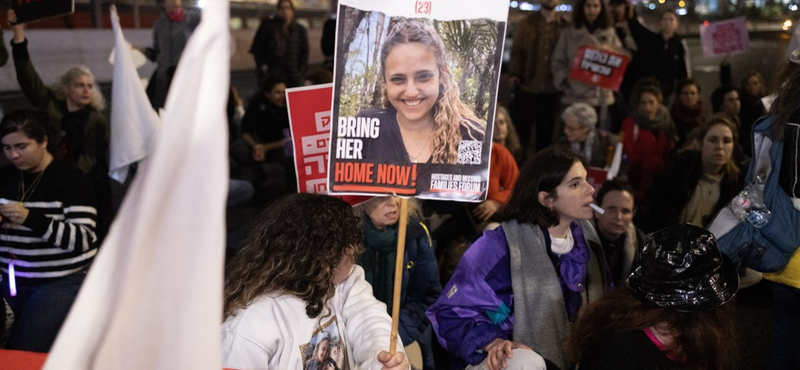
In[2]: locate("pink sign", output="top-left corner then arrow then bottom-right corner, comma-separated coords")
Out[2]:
700,17 -> 750,57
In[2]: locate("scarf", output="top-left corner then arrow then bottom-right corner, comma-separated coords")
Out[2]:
635,105 -> 676,139
360,217 -> 399,309
166,7 -> 185,23
670,101 -> 705,129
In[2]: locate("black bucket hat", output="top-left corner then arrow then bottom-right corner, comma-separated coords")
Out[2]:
626,224 -> 739,312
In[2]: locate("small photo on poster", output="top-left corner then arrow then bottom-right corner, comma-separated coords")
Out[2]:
328,0 -> 508,201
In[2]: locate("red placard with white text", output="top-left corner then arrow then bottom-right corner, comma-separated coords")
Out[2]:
286,84 -> 371,206
569,46 -> 630,92
286,84 -> 335,194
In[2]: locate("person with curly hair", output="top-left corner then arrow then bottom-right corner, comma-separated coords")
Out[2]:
358,20 -> 485,165
221,193 -> 408,370
427,146 -> 611,370
565,224 -> 739,370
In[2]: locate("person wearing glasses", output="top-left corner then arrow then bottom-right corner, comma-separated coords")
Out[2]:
592,179 -> 644,286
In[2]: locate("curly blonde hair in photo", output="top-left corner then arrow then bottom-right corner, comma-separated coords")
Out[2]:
223,194 -> 365,319
379,20 -> 485,164
53,66 -> 106,111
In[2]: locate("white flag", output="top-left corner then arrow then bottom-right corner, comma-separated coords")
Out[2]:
43,0 -> 229,369
108,5 -> 160,184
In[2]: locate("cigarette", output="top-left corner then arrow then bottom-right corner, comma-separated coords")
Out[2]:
590,203 -> 605,215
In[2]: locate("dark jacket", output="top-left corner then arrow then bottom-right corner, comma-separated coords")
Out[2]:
360,220 -> 441,369
637,150 -> 744,233
11,39 -> 109,176
0,28 -> 8,67
628,17 -> 688,99
250,18 -> 309,87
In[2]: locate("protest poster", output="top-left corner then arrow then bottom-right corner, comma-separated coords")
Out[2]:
569,46 -> 630,91
700,17 -> 750,57
287,84 -> 372,206
327,0 -> 508,201
287,84 -> 334,194
12,0 -> 74,25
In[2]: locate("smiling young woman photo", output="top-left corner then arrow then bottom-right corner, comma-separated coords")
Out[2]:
357,20 -> 485,165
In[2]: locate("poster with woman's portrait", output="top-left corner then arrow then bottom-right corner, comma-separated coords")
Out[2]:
327,0 -> 508,201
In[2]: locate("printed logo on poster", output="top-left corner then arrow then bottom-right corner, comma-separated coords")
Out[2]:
327,0 -> 509,201
287,84 -> 334,194
568,46 -> 630,92
700,17 -> 750,57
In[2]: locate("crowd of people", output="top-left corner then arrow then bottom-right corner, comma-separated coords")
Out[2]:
1,0 -> 799,370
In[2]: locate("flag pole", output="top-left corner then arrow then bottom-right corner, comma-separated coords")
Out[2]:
389,197 -> 409,355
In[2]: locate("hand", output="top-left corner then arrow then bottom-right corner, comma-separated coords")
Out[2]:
377,351 -> 409,370
0,203 -> 30,225
8,10 -> 24,43
7,9 -> 17,25
483,339 -> 532,370
473,200 -> 501,222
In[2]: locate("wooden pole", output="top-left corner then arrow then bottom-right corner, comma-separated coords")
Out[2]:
389,197 -> 409,355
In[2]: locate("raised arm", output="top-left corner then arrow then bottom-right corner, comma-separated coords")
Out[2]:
9,13 -> 56,110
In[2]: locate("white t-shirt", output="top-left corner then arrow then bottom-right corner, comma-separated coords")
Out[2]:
222,265 -> 404,370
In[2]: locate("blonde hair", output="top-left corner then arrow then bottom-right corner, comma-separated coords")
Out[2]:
379,20 -> 485,164
53,66 -> 106,111
494,106 -> 522,160
354,196 -> 422,222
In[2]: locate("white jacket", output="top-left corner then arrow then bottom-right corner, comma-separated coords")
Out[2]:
222,265 -> 404,370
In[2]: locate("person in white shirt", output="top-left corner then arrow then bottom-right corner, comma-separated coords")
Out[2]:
222,193 -> 409,370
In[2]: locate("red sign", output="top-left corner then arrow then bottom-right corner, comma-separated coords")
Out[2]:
286,84 -> 334,194
285,84 -> 371,206
568,46 -> 630,92
12,0 -> 74,25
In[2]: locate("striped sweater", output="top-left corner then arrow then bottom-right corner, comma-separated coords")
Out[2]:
0,160 -> 98,283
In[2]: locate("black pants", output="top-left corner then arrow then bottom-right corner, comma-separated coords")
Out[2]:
509,91 -> 561,152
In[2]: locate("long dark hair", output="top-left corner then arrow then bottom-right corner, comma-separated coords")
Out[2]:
495,146 -> 587,227
572,0 -> 612,30
769,60 -> 800,138
564,287 -> 738,370
224,193 -> 365,319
